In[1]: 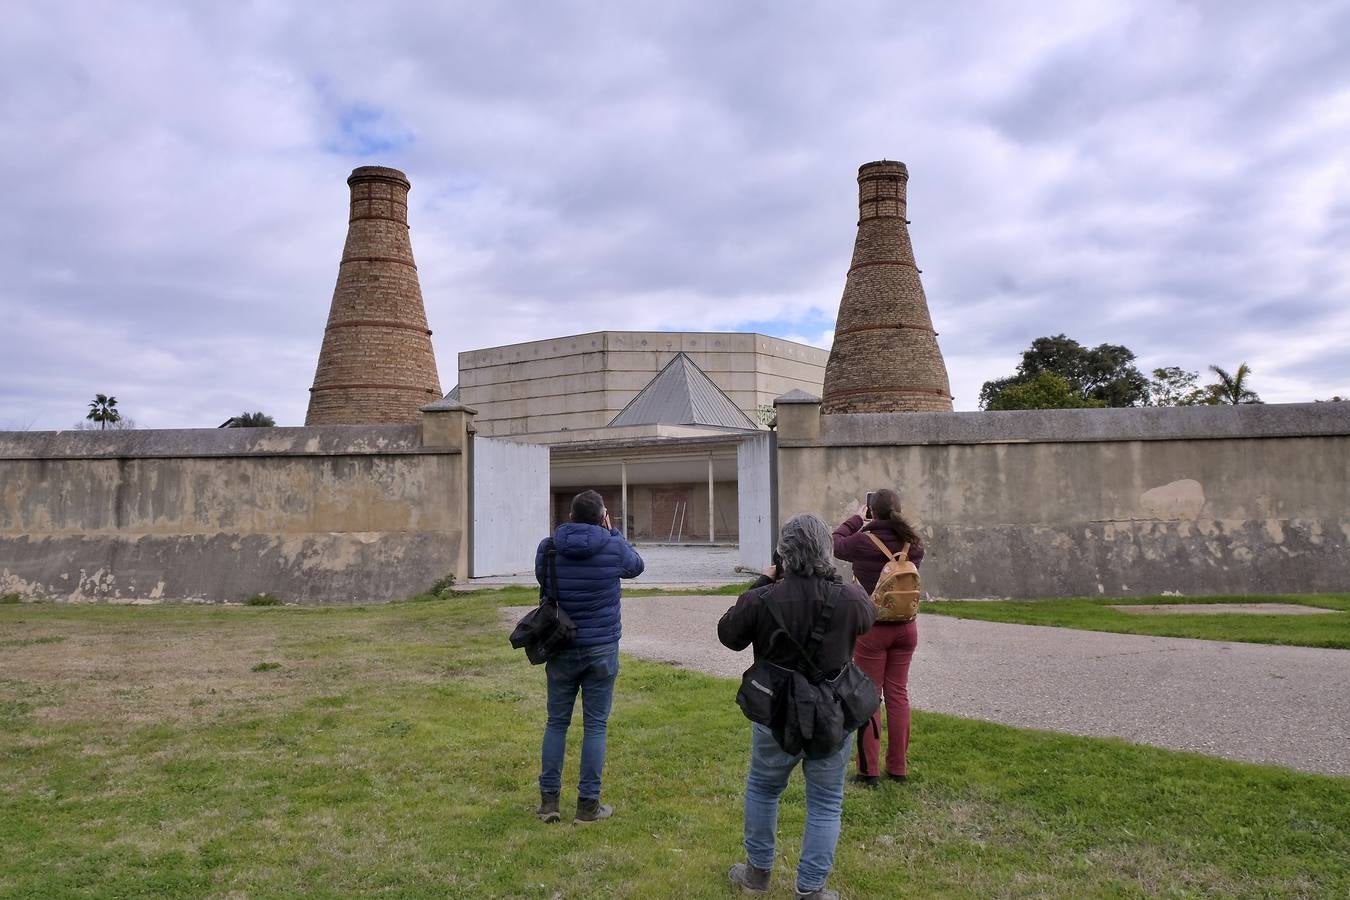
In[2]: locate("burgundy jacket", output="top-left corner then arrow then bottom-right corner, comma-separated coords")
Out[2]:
832,515 -> 924,595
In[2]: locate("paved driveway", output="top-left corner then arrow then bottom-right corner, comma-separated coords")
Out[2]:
599,595 -> 1350,776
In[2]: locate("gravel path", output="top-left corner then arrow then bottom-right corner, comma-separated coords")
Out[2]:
508,594 -> 1350,776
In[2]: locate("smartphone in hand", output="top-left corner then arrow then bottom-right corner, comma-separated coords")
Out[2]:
865,491 -> 876,518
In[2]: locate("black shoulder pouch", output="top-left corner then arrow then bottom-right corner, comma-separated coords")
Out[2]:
509,539 -> 576,664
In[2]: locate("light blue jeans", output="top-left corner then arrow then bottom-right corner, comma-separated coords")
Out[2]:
743,722 -> 849,893
539,642 -> 619,799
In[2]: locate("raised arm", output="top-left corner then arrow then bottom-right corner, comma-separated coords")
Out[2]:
717,586 -> 766,651
832,513 -> 878,562
612,530 -> 645,579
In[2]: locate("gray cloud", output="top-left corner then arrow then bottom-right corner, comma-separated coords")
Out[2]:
2,0 -> 1348,430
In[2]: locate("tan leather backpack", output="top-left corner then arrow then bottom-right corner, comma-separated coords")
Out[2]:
865,534 -> 921,623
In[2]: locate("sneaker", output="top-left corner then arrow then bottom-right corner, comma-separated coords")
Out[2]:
796,887 -> 839,899
852,773 -> 879,788
728,861 -> 771,893
535,791 -> 560,824
573,797 -> 613,824
886,772 -> 908,783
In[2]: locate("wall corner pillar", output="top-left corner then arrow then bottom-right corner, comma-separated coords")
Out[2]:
421,398 -> 479,582
773,389 -> 822,443
420,399 -> 478,451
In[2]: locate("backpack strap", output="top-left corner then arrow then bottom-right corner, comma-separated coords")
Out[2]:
539,538 -> 560,607
762,587 -> 837,684
864,533 -> 898,562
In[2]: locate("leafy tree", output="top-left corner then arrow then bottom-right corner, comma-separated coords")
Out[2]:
985,371 -> 1105,411
1205,363 -> 1262,405
1148,367 -> 1208,406
86,394 -> 121,430
979,334 -> 1149,409
229,411 -> 276,427
1079,343 -> 1150,407
1315,396 -> 1346,403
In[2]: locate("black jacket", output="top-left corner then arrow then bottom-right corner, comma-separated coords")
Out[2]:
718,573 -> 875,674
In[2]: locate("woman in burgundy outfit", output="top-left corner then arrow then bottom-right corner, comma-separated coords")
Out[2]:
832,488 -> 924,786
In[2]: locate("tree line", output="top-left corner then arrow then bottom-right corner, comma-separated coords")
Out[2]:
978,335 -> 1268,410
77,394 -> 275,430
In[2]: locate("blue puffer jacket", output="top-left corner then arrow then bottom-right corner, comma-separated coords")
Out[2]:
535,523 -> 645,647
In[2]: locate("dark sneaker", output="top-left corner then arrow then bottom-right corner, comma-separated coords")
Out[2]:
728,861 -> 771,893
852,773 -> 879,788
886,772 -> 908,783
573,797 -> 613,824
535,791 -> 560,824
796,887 -> 839,899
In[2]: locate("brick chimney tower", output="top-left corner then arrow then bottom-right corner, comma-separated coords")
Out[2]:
306,166 -> 442,425
821,161 -> 953,413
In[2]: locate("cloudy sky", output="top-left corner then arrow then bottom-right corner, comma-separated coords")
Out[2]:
2,0 -> 1348,429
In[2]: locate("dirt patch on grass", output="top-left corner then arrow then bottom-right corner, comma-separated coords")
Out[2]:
0,608 -> 455,728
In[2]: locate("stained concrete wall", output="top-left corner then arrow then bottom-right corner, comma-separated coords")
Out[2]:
0,406 -> 475,603
737,432 -> 774,571
774,397 -> 1350,598
472,436 -> 550,577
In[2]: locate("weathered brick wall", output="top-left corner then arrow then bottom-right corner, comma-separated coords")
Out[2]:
306,166 -> 442,425
822,161 -> 954,414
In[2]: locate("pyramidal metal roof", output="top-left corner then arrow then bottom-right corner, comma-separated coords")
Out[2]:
608,353 -> 760,430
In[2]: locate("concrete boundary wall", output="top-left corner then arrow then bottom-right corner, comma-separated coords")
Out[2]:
0,406 -> 476,604
774,396 -> 1350,598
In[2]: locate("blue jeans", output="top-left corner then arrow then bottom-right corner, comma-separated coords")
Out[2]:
743,722 -> 848,894
539,642 -> 619,799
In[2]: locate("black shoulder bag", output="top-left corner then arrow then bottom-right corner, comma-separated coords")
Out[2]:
509,539 -> 576,664
759,586 -> 880,759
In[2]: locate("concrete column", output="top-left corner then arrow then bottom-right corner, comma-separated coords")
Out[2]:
419,397 -> 479,584
620,460 -> 628,539
773,389 -> 822,444
708,456 -> 715,543
419,398 -> 478,450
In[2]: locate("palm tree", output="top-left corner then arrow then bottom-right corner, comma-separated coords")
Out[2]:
1206,363 -> 1262,405
229,411 -> 276,428
86,393 -> 121,430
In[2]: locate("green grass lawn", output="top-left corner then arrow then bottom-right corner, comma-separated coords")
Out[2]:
924,594 -> 1350,649
2,592 -> 1347,898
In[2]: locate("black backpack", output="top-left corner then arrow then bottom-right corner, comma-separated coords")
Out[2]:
509,539 -> 576,664
735,585 -> 879,759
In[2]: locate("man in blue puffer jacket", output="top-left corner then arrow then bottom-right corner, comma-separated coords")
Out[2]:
534,489 -> 644,825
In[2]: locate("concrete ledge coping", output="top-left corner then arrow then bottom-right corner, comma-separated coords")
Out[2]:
0,425 -> 461,460
774,388 -> 822,405
781,402 -> 1350,447
420,398 -> 479,414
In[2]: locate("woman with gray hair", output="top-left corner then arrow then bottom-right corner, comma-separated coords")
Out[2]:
718,514 -> 876,900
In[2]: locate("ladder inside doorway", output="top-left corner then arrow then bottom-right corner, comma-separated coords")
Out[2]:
667,502 -> 686,543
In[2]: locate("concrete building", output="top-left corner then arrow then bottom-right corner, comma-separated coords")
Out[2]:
457,331 -> 826,440
455,331 -> 828,542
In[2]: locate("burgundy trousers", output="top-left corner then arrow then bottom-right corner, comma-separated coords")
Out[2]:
852,619 -> 918,777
